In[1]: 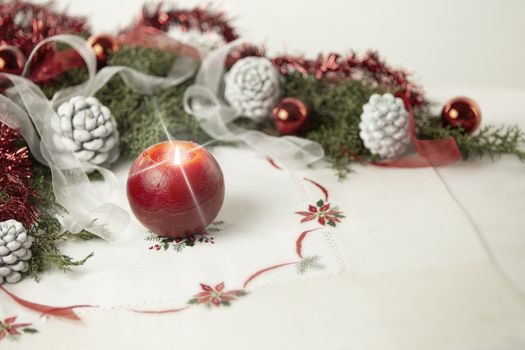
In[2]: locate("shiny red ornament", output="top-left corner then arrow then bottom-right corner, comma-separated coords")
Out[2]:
441,97 -> 482,134
0,46 -> 26,75
127,141 -> 225,238
272,98 -> 309,135
88,34 -> 120,64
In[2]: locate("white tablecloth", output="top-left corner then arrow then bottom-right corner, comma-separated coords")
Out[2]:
6,86 -> 525,350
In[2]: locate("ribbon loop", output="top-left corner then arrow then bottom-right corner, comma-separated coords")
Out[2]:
183,40 -> 324,169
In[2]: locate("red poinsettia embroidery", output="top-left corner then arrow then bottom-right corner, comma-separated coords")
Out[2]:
0,316 -> 37,341
188,282 -> 247,307
296,199 -> 345,227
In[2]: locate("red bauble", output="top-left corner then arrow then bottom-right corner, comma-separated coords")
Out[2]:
272,98 -> 309,135
0,46 -> 26,75
441,97 -> 482,134
127,141 -> 225,238
88,34 -> 120,64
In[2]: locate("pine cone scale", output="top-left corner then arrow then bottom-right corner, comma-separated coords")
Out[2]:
224,57 -> 281,122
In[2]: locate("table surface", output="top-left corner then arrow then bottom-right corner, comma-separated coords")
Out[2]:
6,85 -> 525,350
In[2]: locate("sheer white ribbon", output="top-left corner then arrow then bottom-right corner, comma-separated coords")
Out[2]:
0,35 -> 197,240
183,40 -> 325,169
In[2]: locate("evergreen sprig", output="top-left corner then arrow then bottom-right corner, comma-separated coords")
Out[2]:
282,73 -> 382,177
28,165 -> 95,281
418,117 -> 525,161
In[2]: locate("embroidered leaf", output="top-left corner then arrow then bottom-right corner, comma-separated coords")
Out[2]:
327,221 -> 336,227
22,328 -> 38,334
316,199 -> 324,207
297,256 -> 325,274
146,230 -> 218,253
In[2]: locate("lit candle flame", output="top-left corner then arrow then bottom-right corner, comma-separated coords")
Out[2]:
173,144 -> 182,165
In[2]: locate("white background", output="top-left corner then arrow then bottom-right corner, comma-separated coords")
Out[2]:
33,0 -> 525,89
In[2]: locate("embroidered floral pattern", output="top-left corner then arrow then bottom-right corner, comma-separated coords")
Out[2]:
146,221 -> 223,252
296,199 -> 345,227
6,171 -> 342,319
0,316 -> 37,341
188,282 -> 247,307
297,256 -> 325,274
147,233 -> 215,252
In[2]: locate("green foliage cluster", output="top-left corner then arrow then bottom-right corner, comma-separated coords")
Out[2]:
27,165 -> 95,280
417,116 -> 525,161
282,73 -> 383,176
43,47 -> 210,159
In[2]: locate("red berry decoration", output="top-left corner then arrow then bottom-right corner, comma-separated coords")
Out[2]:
127,141 -> 225,238
272,98 -> 309,135
441,97 -> 482,134
88,33 -> 120,64
0,46 -> 26,75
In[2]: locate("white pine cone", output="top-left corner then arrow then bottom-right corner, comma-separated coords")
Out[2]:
359,93 -> 410,159
224,57 -> 281,122
53,96 -> 120,168
0,220 -> 33,285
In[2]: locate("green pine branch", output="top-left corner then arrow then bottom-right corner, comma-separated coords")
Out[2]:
27,165 -> 95,281
418,117 -> 525,161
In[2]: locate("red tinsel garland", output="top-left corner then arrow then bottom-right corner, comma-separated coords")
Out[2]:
272,51 -> 425,106
212,41 -> 426,107
0,0 -> 89,68
232,47 -> 426,107
130,3 -> 238,43
0,123 -> 37,228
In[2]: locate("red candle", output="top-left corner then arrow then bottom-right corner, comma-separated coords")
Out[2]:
127,141 -> 225,237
